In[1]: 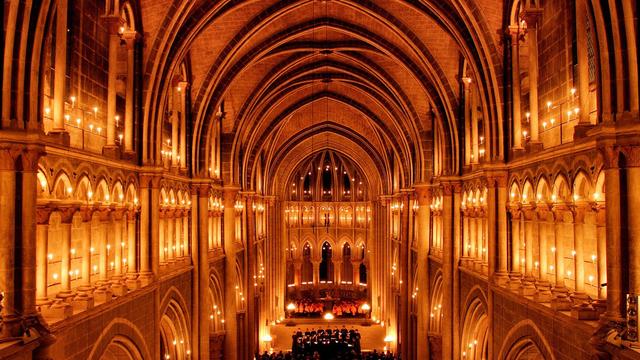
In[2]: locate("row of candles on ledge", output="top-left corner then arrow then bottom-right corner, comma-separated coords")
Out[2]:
520,88 -> 582,142
510,191 -> 601,203
42,182 -> 139,205
44,97 -> 126,144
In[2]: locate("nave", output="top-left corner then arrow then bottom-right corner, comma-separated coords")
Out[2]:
0,0 -> 638,359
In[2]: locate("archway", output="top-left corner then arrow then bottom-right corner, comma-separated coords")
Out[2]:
319,242 -> 333,283
460,295 -> 489,360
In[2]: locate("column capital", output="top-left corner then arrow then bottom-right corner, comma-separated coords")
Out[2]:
442,182 -> 462,196
223,186 -> 241,202
619,145 -> 640,167
414,184 -> 431,206
121,30 -> 140,49
101,15 -> 125,35
18,146 -> 45,172
0,144 -> 22,171
507,25 -> 525,41
522,8 -> 543,28
36,207 -> 53,225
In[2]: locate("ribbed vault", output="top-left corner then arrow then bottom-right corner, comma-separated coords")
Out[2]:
139,0 -> 507,192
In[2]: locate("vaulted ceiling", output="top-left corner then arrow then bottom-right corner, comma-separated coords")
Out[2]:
139,0 -> 507,193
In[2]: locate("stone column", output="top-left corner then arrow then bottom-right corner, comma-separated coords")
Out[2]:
471,94 -> 479,163
57,216 -> 74,299
523,9 -> 542,142
103,18 -> 123,151
333,260 -> 342,284
138,176 -> 153,286
572,208 -> 588,299
626,148 -> 640,305
159,215 -> 165,263
197,185 -> 211,358
0,146 -> 19,337
520,209 -> 537,295
469,215 -> 477,261
223,186 -> 240,360
36,221 -> 50,306
509,25 -> 524,150
111,215 -> 127,296
551,208 -> 571,310
93,217 -> 112,304
171,112 -> 179,167
167,212 -> 175,261
602,149 -> 624,321
352,260 -> 361,285
183,213 -> 189,256
441,185 -> 454,360
509,208 -> 522,289
534,208 -> 553,302
51,0 -> 68,134
74,212 -> 95,311
493,178 -> 509,284
122,32 -> 137,154
463,80 -> 471,165
178,82 -> 189,170
595,208 -> 607,300
575,0 -> 591,125
126,213 -> 139,289
18,149 -> 42,319
312,261 -> 321,285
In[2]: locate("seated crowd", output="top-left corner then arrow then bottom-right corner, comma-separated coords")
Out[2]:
255,350 -> 398,360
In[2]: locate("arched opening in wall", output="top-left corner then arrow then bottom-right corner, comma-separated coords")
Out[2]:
319,242 -> 333,283
428,273 -> 444,359
342,243 -> 353,284
100,336 -> 143,360
159,300 -> 192,360
359,263 -> 367,285
301,243 -> 313,284
505,339 -> 545,360
461,297 -> 489,360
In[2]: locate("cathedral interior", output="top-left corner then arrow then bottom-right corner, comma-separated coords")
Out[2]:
0,0 -> 639,359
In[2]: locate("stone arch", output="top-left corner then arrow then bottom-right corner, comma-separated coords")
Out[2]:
159,287 -> 193,360
429,271 -> 444,333
87,318 -> 151,360
498,320 -> 555,360
460,287 -> 489,360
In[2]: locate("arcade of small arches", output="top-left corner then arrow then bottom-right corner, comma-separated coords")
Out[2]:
0,0 -> 638,359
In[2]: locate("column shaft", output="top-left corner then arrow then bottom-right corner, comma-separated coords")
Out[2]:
106,34 -> 119,146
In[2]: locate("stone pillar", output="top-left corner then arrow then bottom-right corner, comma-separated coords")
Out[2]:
197,185 -> 211,358
595,208 -> 607,300
626,149 -> 640,303
93,217 -> 112,304
103,18 -> 123,151
471,94 -> 479,163
524,9 -> 542,142
36,222 -> 50,305
333,260 -> 342,284
312,261 -> 321,285
493,178 -> 509,284
509,26 -> 523,150
533,209 -> 553,302
352,260 -> 361,285
0,146 -> 19,337
551,208 -> 571,310
159,216 -> 165,263
52,0 -> 68,133
111,215 -> 127,296
441,185 -> 454,360
73,212 -> 94,311
572,208 -> 588,297
122,32 -> 137,154
171,112 -> 179,167
520,209 -> 537,295
167,213 -> 175,261
463,80 -> 471,165
509,208 -> 522,289
178,82 -> 189,170
223,187 -> 240,360
18,149 -> 42,319
126,213 -> 139,289
58,216 -> 74,298
602,149 -> 624,321
575,0 -> 591,125
138,176 -> 154,286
